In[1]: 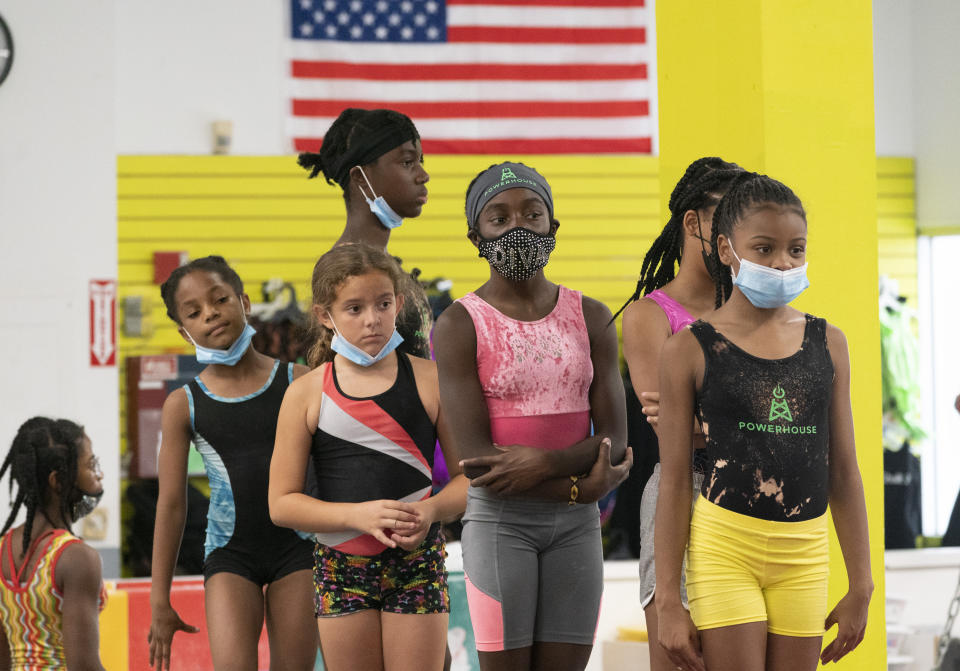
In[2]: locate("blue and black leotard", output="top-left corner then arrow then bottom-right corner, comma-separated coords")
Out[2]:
185,360 -> 313,584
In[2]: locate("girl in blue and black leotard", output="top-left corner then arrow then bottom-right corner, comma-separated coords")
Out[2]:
149,255 -> 318,671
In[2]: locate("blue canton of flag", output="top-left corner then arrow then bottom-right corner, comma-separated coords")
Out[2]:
291,0 -> 447,43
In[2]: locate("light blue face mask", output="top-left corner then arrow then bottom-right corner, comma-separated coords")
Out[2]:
184,322 -> 256,366
328,313 -> 404,367
730,247 -> 810,308
356,166 -> 403,230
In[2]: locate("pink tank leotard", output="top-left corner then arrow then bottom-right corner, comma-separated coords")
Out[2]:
457,286 -> 593,450
646,289 -> 695,335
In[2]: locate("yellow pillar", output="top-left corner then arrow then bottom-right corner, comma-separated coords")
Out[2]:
657,2 -> 884,669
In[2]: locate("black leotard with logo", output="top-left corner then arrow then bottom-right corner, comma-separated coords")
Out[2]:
690,314 -> 833,522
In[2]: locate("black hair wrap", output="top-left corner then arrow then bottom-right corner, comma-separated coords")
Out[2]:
329,124 -> 418,188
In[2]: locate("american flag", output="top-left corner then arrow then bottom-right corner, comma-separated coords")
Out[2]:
288,0 -> 654,154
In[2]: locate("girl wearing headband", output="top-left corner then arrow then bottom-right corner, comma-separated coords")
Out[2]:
434,162 -> 633,671
297,108 -> 432,359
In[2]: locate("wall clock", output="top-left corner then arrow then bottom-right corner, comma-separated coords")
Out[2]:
0,13 -> 13,87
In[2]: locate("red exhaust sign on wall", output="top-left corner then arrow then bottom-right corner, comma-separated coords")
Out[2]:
89,279 -> 117,367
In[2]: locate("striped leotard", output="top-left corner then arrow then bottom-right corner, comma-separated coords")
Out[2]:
311,351 -> 437,556
0,530 -> 106,670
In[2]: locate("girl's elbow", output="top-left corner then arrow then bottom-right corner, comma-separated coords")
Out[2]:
267,497 -> 286,527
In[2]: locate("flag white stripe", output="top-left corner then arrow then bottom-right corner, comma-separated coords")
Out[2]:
446,5 -> 647,28
288,115 -> 652,139
290,78 -> 651,101
288,40 -> 650,64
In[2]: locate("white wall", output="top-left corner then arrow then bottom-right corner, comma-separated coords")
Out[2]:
912,2 -> 960,234
0,1 -> 120,575
115,1 -> 288,154
919,236 -> 960,534
873,0 -> 915,156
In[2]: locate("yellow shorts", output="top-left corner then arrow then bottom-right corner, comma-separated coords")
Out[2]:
685,496 -> 829,637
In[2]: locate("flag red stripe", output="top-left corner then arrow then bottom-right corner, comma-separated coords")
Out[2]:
448,0 -> 644,6
448,25 -> 645,44
291,61 -> 647,81
292,100 -> 649,118
294,137 -> 652,154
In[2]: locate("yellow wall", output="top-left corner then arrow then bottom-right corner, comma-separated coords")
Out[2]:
658,1 -> 885,668
116,154 -> 659,451
118,154 -> 916,453
877,157 -> 918,306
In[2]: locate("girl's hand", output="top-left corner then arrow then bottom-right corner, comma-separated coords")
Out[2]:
657,602 -> 706,671
348,500 -> 421,549
580,439 -> 633,502
639,391 -> 661,426
389,499 -> 435,551
459,444 -> 550,494
148,603 -> 199,670
820,590 -> 870,664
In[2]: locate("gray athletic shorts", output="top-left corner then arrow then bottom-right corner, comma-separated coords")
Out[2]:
461,486 -> 603,652
638,463 -> 704,609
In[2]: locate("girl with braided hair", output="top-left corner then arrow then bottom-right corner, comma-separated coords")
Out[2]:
655,173 -> 871,671
0,417 -> 106,670
614,157 -> 743,671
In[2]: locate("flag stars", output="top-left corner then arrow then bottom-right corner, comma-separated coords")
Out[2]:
362,12 -> 375,25
425,1 -> 438,13
400,25 -> 414,39
388,13 -> 401,26
374,25 -> 389,39
299,0 -> 312,9
350,24 -> 363,38
426,25 -> 440,40
376,1 -> 388,13
325,23 -> 338,37
349,0 -> 362,11
413,13 -> 426,26
400,1 -> 413,12
313,11 -> 325,23
300,22 -> 314,36
338,11 -> 350,24
323,0 -> 336,10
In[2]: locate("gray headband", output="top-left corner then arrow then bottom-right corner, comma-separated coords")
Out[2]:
465,162 -> 554,229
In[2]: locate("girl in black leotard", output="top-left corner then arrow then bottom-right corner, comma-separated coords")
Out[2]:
149,256 -> 318,671
269,244 -> 467,671
654,174 -> 872,671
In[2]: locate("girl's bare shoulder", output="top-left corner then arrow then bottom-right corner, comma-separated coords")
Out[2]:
287,362 -> 328,395
406,354 -> 438,378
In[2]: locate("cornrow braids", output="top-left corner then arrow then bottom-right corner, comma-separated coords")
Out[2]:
1,417 -> 84,557
159,255 -> 245,324
611,157 -> 744,322
707,172 -> 807,308
297,108 -> 420,202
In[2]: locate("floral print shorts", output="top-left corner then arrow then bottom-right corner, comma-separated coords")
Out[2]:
313,526 -> 449,617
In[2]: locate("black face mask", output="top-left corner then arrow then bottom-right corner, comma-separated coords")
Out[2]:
71,489 -> 104,521
476,227 -> 557,282
694,211 -> 720,277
